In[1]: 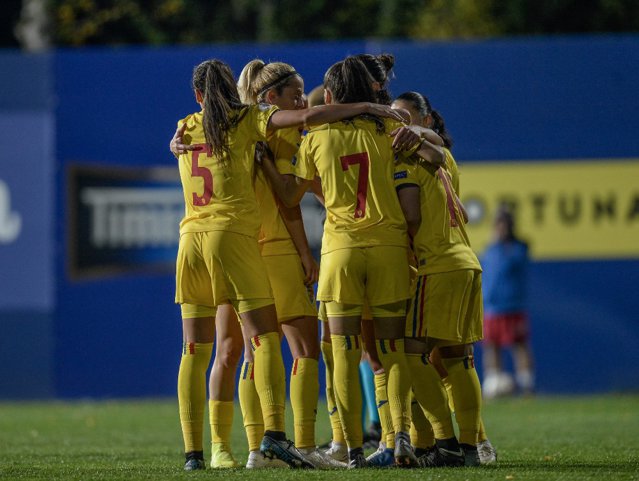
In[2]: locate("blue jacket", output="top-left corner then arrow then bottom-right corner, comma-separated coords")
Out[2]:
481,239 -> 528,314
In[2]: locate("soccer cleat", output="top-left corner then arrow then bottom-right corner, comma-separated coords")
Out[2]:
183,451 -> 206,471
417,440 -> 465,467
210,442 -> 240,468
477,439 -> 497,465
260,434 -> 315,469
245,450 -> 289,469
394,431 -> 418,467
461,443 -> 481,467
347,447 -> 370,469
298,447 -> 347,469
365,442 -> 394,468
323,441 -> 349,463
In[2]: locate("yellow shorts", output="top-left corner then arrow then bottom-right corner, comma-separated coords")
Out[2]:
318,246 -> 411,306
406,269 -> 483,344
175,231 -> 274,315
262,254 -> 317,322
318,301 -> 374,321
325,300 -> 405,318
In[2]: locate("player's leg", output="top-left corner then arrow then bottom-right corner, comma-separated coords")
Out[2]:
511,313 -> 535,395
437,270 -> 485,467
366,245 -> 415,467
208,304 -> 243,468
175,232 -> 217,471
482,313 -> 507,399
319,315 -> 348,462
178,305 -> 215,471
213,231 -> 310,468
327,309 -> 365,467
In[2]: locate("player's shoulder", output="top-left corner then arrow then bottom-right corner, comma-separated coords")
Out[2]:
178,111 -> 202,129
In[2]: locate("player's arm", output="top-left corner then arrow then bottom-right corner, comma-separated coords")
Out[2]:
390,126 -> 445,167
396,184 -> 422,240
456,194 -> 469,224
278,203 -> 319,285
256,143 -> 311,207
310,176 -> 325,206
266,103 -> 405,134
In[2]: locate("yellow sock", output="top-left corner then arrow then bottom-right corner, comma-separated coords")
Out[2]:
410,392 -> 434,449
238,361 -> 264,452
448,385 -> 489,443
478,418 -> 488,442
331,334 -> 363,449
250,332 -> 286,432
209,400 -> 234,445
373,371 -> 395,448
178,342 -> 213,452
406,353 -> 455,440
442,355 -> 482,445
321,341 -> 345,444
290,357 -> 319,449
376,338 -> 412,434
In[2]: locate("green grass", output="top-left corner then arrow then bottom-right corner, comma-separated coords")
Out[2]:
1,395 -> 638,480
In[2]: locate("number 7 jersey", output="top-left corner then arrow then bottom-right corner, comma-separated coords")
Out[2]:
294,117 -> 408,254
176,105 -> 278,238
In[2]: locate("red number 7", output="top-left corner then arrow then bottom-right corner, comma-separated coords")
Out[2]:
191,144 -> 213,206
340,152 -> 369,219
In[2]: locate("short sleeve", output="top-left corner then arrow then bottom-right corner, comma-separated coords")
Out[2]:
394,160 -> 419,190
252,103 -> 280,141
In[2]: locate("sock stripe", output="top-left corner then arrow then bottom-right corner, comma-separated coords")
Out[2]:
354,336 -> 360,349
379,339 -> 387,354
242,362 -> 249,380
251,336 -> 261,351
389,339 -> 397,352
292,358 -> 299,375
463,355 -> 475,369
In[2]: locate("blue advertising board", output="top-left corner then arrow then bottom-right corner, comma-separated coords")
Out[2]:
1,36 -> 638,399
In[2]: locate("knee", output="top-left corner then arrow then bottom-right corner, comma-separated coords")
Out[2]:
216,340 -> 243,369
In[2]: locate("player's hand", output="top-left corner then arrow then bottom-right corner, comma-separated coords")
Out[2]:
170,123 -> 197,157
300,251 -> 319,286
254,141 -> 273,166
390,126 -> 422,151
365,103 -> 406,123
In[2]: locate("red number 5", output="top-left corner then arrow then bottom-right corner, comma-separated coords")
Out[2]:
191,144 -> 213,206
437,168 -> 461,227
340,152 -> 369,218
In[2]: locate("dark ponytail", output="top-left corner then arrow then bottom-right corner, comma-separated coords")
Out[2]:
396,91 -> 453,149
355,53 -> 395,106
324,56 -> 384,133
192,59 -> 246,159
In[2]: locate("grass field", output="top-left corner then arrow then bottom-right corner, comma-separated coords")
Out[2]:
1,395 -> 638,480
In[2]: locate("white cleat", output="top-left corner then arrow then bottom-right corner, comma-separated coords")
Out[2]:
323,441 -> 349,463
477,439 -> 497,465
246,450 -> 289,469
298,448 -> 347,469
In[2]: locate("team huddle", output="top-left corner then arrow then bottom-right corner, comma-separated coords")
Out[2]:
170,53 -> 496,470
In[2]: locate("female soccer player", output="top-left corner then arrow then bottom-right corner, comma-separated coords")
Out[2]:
235,58 -> 343,469
173,58 -> 405,471
258,56 -> 445,468
392,91 -> 487,467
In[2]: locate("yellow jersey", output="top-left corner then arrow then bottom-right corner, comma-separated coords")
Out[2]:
255,126 -> 301,256
177,104 -> 278,237
295,117 -> 408,254
394,148 -> 481,275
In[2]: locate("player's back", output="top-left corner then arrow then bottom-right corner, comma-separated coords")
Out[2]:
177,104 -> 278,238
299,117 -> 408,253
396,148 -> 480,275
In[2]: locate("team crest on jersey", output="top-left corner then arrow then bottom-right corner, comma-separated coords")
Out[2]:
257,103 -> 271,112
394,171 -> 408,179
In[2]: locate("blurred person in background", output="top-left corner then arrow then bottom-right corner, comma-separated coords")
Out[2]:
481,206 -> 535,398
